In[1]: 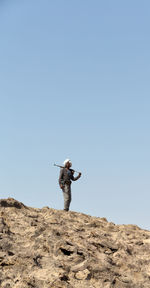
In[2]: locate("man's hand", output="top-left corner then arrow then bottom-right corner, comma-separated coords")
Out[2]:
79,172 -> 82,177
60,185 -> 64,189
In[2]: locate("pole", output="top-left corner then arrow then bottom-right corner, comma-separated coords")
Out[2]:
53,163 -> 81,174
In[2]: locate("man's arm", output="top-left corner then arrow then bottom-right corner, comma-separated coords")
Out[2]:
59,168 -> 64,188
71,172 -> 82,181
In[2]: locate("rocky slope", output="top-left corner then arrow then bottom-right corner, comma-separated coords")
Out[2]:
0,198 -> 150,288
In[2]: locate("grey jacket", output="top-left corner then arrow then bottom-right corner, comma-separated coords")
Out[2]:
59,168 -> 80,186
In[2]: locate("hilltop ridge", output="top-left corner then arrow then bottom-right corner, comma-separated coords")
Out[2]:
0,198 -> 150,288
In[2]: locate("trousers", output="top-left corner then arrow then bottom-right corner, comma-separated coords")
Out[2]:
62,184 -> 71,211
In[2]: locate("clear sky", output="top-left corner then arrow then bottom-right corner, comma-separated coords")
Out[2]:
0,0 -> 150,230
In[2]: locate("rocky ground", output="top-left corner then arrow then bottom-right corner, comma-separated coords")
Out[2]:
0,198 -> 150,288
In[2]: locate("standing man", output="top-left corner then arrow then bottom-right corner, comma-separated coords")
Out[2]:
59,159 -> 81,211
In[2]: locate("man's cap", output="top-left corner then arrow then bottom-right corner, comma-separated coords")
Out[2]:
63,159 -> 72,167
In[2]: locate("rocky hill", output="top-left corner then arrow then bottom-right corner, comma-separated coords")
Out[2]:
0,198 -> 150,288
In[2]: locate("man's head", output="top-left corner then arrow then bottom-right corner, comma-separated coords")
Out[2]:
63,159 -> 72,168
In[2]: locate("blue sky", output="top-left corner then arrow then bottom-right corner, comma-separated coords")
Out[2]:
0,0 -> 150,230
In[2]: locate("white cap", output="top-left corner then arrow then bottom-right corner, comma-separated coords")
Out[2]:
63,159 -> 72,167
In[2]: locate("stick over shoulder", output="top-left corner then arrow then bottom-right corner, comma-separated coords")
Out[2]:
53,163 -> 81,174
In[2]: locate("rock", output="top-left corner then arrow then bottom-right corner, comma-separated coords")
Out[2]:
75,269 -> 90,280
0,198 -> 150,288
0,198 -> 26,209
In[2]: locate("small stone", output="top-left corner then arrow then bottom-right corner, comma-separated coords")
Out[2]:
75,269 -> 90,280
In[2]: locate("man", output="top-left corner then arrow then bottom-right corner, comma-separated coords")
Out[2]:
59,159 -> 81,211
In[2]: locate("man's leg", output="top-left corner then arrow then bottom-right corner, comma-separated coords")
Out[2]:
63,184 -> 71,211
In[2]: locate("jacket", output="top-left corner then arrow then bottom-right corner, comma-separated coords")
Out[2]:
59,168 -> 80,186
